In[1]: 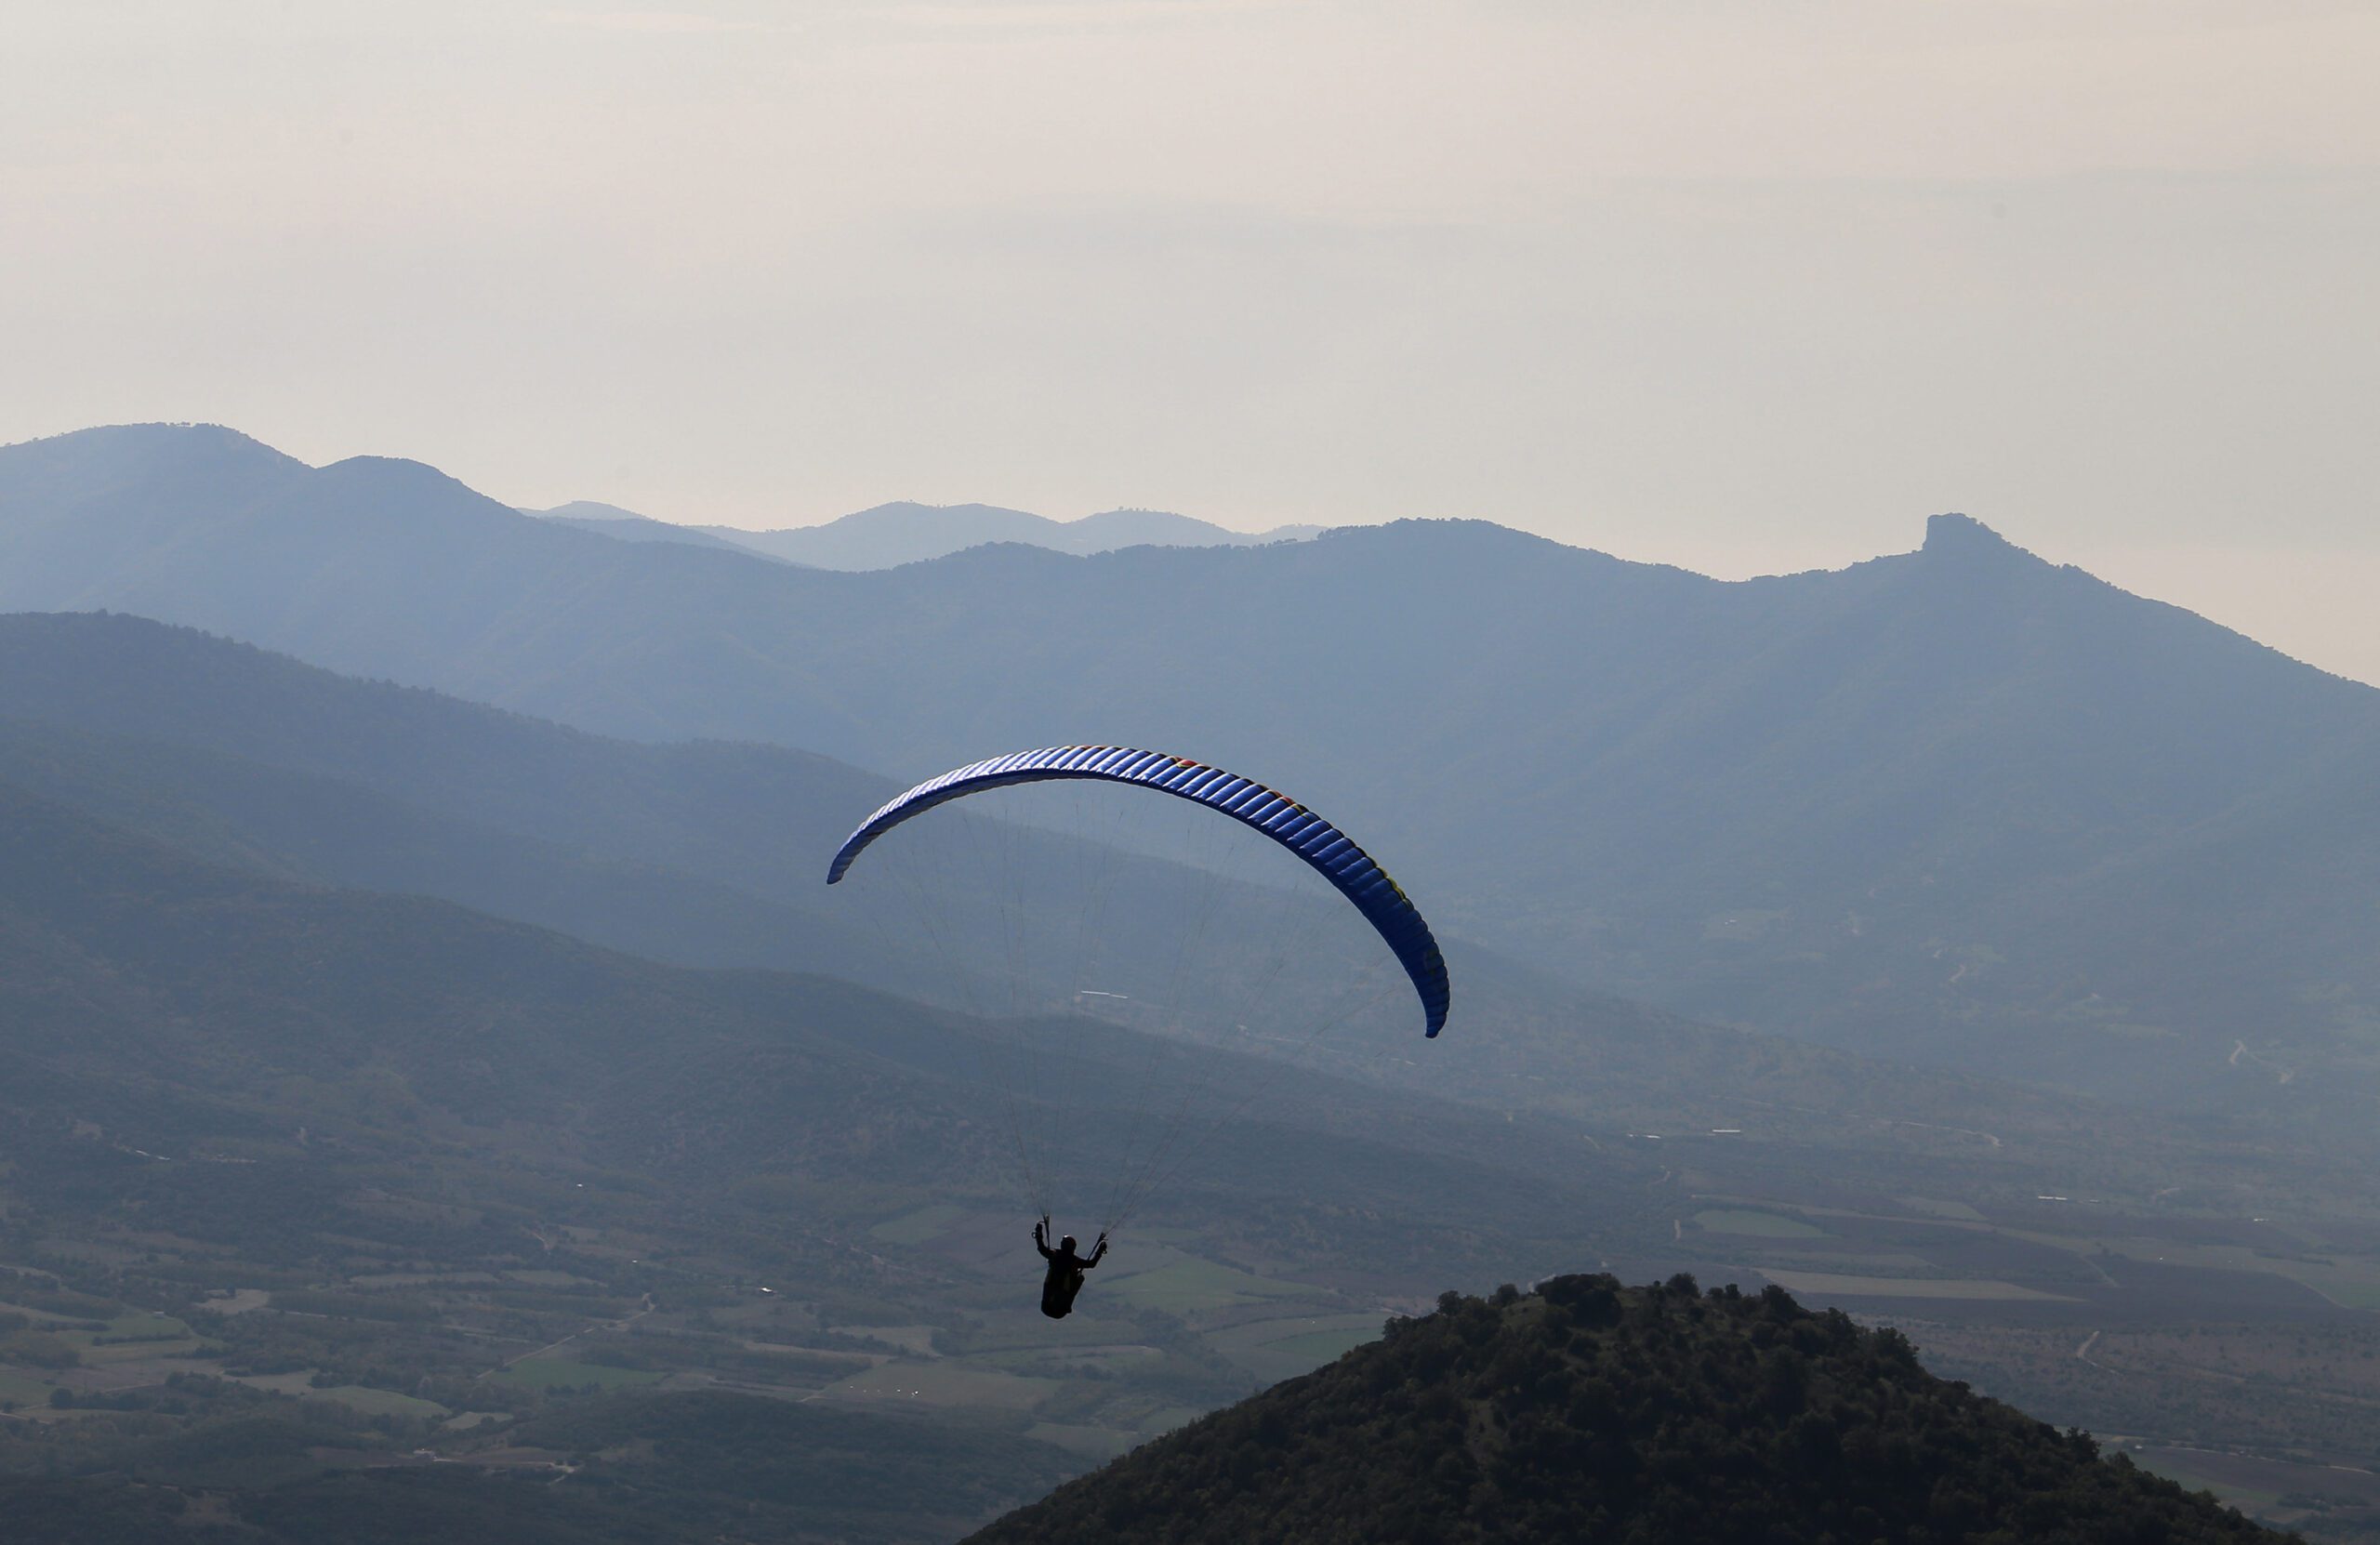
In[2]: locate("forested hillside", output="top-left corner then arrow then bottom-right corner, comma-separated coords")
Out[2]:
967,1275 -> 2291,1545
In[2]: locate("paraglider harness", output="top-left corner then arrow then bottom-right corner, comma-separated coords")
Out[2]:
1034,1217 -> 1107,1319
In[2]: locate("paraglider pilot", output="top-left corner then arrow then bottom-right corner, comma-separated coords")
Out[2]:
1034,1216 -> 1107,1319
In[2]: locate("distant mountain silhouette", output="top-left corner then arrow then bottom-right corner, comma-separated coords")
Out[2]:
7,423 -> 2380,1118
514,494 -> 1318,567
689,500 -> 1320,569
0,613 -> 907,988
965,1274 -> 2285,1544
520,500 -> 792,559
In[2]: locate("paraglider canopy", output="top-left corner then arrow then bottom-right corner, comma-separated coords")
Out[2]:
827,745 -> 1448,1037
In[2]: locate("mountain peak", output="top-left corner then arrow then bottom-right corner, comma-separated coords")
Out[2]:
1923,511 -> 2014,554
1915,513 -> 2059,582
523,500 -> 647,522
0,422 -> 306,488
312,454 -> 524,518
8,421 -> 284,456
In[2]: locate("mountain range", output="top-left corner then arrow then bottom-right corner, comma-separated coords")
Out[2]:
0,772 -> 1665,1263
0,610 -> 2163,1178
522,496 -> 1318,569
5,422 -> 2375,1124
1,419 -> 2369,1539
520,501 -> 787,558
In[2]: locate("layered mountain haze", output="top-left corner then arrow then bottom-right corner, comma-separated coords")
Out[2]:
686,501 -> 1321,570
0,611 -> 2180,1181
0,779 -> 1663,1249
5,614 -> 2323,1232
521,495 -> 1316,568
4,420 -> 2376,1540
5,423 -> 2375,1124
520,501 -> 791,558
0,609 -> 901,984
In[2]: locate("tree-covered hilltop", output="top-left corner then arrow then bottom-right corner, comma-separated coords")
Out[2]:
967,1274 -> 2294,1545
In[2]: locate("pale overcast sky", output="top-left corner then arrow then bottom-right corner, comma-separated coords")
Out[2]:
4,3 -> 2374,679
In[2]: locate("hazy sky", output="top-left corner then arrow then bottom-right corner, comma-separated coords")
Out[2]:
4,3 -> 2374,680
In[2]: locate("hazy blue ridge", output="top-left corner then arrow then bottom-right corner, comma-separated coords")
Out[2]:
0,609 -> 2232,1165
518,501 -> 793,559
7,423 -> 2380,1118
683,499 -> 1320,569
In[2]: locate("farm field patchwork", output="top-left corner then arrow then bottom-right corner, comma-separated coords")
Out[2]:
819,1359 -> 1059,1410
872,1205 -> 969,1246
491,1357 -> 665,1392
1207,1313 -> 1384,1382
1105,1259 -> 1316,1314
1694,1209 -> 1828,1238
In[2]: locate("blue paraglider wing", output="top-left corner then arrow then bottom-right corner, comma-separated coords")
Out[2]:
826,746 -> 1449,1037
